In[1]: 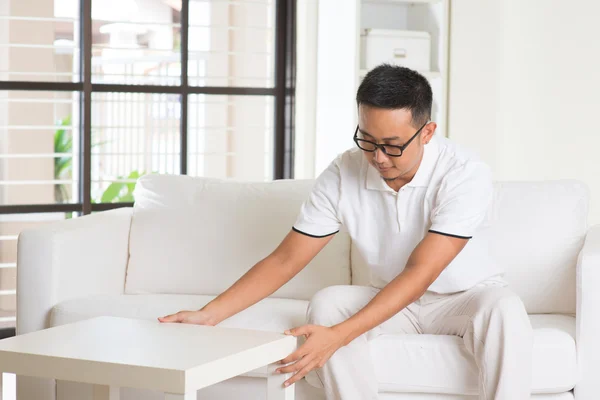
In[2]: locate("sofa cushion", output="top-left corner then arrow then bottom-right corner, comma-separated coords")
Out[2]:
125,174 -> 351,301
50,295 -> 576,395
370,314 -> 576,395
349,180 -> 588,314
486,181 -> 588,314
49,294 -> 308,333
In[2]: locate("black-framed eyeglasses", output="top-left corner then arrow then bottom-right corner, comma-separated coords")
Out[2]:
353,121 -> 429,157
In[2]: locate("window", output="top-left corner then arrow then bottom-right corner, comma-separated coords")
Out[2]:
0,0 -> 296,332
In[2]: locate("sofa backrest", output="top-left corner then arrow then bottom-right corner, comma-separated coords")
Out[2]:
351,180 -> 589,314
125,174 -> 351,301
490,181 -> 587,314
127,175 -> 589,314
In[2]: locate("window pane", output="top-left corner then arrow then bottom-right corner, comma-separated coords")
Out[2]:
0,0 -> 80,82
188,94 -> 274,180
0,212 -> 73,329
91,92 -> 181,203
91,0 -> 182,85
0,90 -> 80,205
188,0 -> 275,87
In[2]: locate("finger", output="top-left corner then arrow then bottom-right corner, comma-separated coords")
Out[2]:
280,343 -> 310,365
276,355 -> 312,375
158,312 -> 183,323
284,360 -> 319,387
284,325 -> 315,337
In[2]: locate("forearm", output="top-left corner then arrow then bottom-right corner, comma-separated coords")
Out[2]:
201,253 -> 298,324
196,230 -> 333,326
334,266 -> 430,345
334,232 -> 465,344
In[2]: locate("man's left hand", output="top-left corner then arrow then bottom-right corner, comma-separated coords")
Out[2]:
276,324 -> 346,387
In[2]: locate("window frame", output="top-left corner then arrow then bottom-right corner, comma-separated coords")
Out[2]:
0,0 -> 297,216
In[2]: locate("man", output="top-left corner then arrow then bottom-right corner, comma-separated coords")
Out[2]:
159,64 -> 533,399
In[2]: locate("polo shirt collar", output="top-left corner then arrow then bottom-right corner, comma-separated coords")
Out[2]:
365,135 -> 440,191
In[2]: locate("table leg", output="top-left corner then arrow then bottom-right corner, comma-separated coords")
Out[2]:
165,393 -> 195,400
92,384 -> 120,400
267,363 -> 295,400
0,372 -> 3,400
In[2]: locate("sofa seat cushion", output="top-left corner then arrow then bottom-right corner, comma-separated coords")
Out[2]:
49,294 -> 309,333
50,296 -> 576,395
371,314 -> 576,395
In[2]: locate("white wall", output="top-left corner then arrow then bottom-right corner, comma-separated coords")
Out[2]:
449,0 -> 600,225
313,0 -> 360,175
294,0 -> 319,179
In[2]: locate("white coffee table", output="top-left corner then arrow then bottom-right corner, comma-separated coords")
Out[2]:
0,316 -> 296,400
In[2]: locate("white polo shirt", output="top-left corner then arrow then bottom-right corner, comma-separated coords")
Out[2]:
293,134 -> 504,294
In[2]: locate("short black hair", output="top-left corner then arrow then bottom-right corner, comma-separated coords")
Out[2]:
356,64 -> 432,127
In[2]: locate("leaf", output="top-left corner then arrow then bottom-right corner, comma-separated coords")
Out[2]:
54,116 -> 73,182
98,170 -> 146,204
55,156 -> 72,179
124,170 -> 144,195
100,182 -> 126,203
54,116 -> 72,149
119,193 -> 135,203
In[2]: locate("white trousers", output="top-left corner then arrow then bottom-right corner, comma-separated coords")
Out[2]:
305,280 -> 533,400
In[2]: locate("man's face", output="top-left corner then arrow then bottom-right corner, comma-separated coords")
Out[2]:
357,105 -> 436,185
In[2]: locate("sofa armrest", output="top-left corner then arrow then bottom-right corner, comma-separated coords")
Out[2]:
575,223 -> 600,399
16,207 -> 133,335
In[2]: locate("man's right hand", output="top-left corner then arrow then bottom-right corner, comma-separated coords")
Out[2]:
157,310 -> 217,326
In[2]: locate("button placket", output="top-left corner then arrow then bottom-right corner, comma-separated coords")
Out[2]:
396,188 -> 408,232
388,191 -> 401,233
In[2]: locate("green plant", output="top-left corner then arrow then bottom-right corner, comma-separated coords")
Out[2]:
95,170 -> 145,203
54,116 -> 141,205
54,116 -> 73,203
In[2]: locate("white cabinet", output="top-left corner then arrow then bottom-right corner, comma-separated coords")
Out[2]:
361,29 -> 431,71
306,0 -> 450,176
357,0 -> 450,136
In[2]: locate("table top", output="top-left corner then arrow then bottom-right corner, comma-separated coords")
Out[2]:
0,316 -> 296,394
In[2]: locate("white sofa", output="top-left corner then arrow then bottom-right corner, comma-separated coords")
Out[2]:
16,174 -> 600,400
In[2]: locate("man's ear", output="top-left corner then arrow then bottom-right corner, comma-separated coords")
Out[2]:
423,122 -> 437,144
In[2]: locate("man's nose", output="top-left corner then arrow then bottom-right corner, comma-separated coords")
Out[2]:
373,147 -> 388,163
